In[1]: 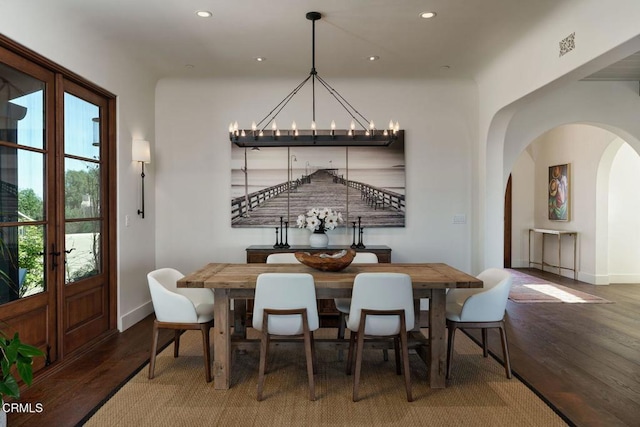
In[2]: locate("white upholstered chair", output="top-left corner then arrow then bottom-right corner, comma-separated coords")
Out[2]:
147,268 -> 215,382
265,253 -> 300,264
346,272 -> 414,402
253,273 -> 319,401
445,267 -> 513,379
334,252 -> 379,339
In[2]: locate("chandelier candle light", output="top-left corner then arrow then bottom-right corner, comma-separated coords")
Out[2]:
229,12 -> 404,148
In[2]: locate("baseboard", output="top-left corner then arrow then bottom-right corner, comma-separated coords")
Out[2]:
119,300 -> 154,331
607,273 -> 640,284
577,271 -> 605,285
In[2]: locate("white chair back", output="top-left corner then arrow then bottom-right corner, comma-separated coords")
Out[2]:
447,268 -> 512,322
352,252 -> 378,263
266,253 -> 300,264
253,273 -> 319,335
346,273 -> 414,336
147,268 -> 214,323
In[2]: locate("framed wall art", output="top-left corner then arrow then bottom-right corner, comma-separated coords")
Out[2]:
230,142 -> 406,229
548,163 -> 569,221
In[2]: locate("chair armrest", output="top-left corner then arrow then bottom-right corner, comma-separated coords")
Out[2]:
150,284 -> 199,323
458,282 -> 510,322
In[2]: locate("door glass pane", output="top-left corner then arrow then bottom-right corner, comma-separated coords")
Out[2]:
65,220 -> 101,284
0,225 -> 45,304
0,62 -> 45,149
65,158 -> 100,220
63,93 -> 100,160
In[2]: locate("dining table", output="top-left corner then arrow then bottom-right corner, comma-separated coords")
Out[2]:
178,262 -> 482,390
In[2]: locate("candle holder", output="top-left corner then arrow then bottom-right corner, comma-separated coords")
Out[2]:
356,217 -> 366,248
273,227 -> 280,249
283,221 -> 290,248
350,221 -> 357,248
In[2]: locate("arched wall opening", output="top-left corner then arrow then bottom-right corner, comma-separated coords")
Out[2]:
510,125 -> 640,284
484,80 -> 640,284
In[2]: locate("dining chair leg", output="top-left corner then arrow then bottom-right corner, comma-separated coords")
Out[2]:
337,313 -> 347,362
346,332 -> 357,375
200,323 -> 212,383
400,327 -> 413,402
383,348 -> 389,361
498,322 -> 513,379
303,326 -> 316,401
310,330 -> 317,374
148,320 -> 159,379
446,320 -> 457,379
337,312 -> 346,339
174,330 -> 181,358
393,336 -> 401,375
257,330 -> 269,401
482,328 -> 489,357
353,325 -> 366,402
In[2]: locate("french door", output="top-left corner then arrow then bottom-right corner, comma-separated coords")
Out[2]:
0,39 -> 116,372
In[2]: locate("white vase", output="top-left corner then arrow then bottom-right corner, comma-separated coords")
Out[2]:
309,231 -> 329,248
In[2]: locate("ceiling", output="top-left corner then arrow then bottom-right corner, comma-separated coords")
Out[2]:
582,52 -> 640,81
45,0 -> 571,80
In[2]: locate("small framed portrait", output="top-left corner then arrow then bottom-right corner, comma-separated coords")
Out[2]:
548,164 -> 569,221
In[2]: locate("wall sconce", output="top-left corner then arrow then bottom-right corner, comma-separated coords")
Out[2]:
132,139 -> 151,218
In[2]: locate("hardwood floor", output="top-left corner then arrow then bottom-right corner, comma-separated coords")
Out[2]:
7,316 -> 173,427
467,269 -> 640,427
8,268 -> 640,426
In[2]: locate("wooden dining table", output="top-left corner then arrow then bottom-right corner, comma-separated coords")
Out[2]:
178,262 -> 482,390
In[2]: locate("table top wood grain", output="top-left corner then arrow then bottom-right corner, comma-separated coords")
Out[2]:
178,262 -> 482,290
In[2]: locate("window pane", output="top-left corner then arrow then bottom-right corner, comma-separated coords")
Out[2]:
18,150 -> 44,221
64,93 -> 100,160
0,225 -> 45,304
65,158 -> 100,219
0,62 -> 45,149
65,220 -> 101,284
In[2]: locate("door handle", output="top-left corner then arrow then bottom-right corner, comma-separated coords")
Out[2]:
49,244 -> 61,269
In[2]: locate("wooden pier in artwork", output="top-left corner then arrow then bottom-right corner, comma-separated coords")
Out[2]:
231,170 -> 405,227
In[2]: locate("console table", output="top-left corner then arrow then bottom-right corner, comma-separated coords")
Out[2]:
246,245 -> 392,263
528,229 -> 577,279
245,245 -> 392,327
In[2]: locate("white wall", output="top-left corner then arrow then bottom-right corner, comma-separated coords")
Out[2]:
476,0 -> 640,273
510,125 -> 640,284
1,3 -> 158,330
510,149 -> 535,268
607,143 -> 640,282
529,125 -> 614,282
154,77 -> 478,275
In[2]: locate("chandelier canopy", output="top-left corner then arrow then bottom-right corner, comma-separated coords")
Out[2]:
229,11 -> 403,148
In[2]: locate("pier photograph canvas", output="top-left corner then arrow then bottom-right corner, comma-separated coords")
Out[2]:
230,142 -> 405,228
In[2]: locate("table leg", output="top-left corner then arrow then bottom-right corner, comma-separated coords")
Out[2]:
558,234 -> 562,276
429,289 -> 446,388
213,289 -> 231,390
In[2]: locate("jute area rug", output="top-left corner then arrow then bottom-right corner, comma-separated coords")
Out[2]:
85,329 -> 566,427
508,269 -> 612,304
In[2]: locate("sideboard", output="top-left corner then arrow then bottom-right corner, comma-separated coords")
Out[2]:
245,245 -> 392,327
246,245 -> 392,263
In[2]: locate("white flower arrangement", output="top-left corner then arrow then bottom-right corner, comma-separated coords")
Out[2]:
296,207 -> 343,232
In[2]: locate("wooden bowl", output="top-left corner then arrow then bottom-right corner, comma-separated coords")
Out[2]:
294,249 -> 356,272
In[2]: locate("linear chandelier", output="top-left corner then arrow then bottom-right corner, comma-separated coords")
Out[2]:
229,11 -> 404,148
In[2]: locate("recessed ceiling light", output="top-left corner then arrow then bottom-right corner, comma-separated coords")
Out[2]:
196,10 -> 212,18
420,12 -> 437,19
254,57 -> 266,62
367,56 -> 380,61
